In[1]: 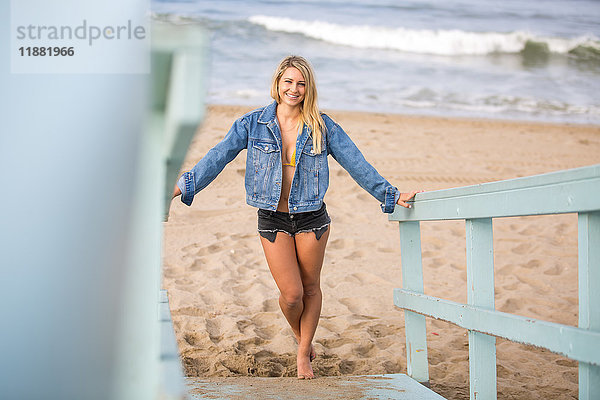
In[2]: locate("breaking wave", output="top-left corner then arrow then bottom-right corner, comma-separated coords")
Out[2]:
249,15 -> 600,58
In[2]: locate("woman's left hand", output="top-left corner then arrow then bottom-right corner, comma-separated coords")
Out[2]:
396,190 -> 424,209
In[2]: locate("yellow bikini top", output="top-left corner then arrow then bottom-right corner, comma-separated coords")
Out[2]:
282,123 -> 302,167
282,149 -> 296,167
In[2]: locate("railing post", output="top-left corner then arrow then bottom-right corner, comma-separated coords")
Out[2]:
466,218 -> 497,400
578,211 -> 600,400
399,221 -> 430,385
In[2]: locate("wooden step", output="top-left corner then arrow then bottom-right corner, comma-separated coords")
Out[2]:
186,374 -> 446,400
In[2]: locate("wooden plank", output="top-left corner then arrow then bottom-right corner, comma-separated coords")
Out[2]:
466,219 -> 495,309
399,221 -> 430,384
389,165 -> 600,222
394,290 -> 600,366
466,218 -> 496,400
394,164 -> 600,209
151,23 -> 208,220
578,212 -> 600,400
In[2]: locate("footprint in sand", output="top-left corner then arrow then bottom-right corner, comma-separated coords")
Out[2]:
500,277 -> 520,291
516,274 -> 551,294
232,281 -> 255,294
354,341 -> 377,358
555,359 -> 577,367
174,277 -> 194,285
189,259 -> 206,271
522,259 -> 541,269
339,297 -> 362,314
366,323 -> 399,339
183,242 -> 225,257
348,271 -> 389,286
236,319 -> 252,333
329,238 -> 349,250
316,336 -> 354,349
253,324 -> 281,340
428,258 -> 444,269
450,228 -> 466,237
450,262 -> 465,271
339,298 -> 379,318
544,264 -> 564,276
204,266 -> 227,279
518,226 -> 538,236
183,331 -> 207,346
555,222 -> 569,236
230,233 -> 254,240
377,246 -> 395,254
173,306 -> 207,318
511,242 -> 535,255
234,337 -> 265,352
499,298 -> 522,313
344,250 -> 366,260
422,250 -> 434,258
205,319 -> 223,345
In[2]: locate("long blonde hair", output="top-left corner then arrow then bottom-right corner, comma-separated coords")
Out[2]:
270,55 -> 325,154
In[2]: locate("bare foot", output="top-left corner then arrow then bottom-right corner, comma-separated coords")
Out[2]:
297,353 -> 314,379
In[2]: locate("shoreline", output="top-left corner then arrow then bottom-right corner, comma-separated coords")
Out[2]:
207,101 -> 600,129
164,104 -> 600,399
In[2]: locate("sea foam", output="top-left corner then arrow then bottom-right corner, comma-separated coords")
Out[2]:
249,15 -> 600,57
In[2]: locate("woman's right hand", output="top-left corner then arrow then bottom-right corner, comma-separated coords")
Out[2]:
397,190 -> 423,209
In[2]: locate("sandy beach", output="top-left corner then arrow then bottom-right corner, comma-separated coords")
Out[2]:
163,105 -> 600,399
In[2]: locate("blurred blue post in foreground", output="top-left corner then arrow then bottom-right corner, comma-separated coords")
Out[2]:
0,2 -> 207,396
390,165 -> 600,400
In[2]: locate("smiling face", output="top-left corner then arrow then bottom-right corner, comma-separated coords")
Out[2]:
277,67 -> 306,107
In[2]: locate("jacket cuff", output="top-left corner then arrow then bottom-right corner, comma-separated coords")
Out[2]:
179,171 -> 195,206
380,186 -> 399,213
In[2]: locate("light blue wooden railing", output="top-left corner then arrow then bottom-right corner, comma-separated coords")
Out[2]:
112,22 -> 206,399
389,164 -> 600,400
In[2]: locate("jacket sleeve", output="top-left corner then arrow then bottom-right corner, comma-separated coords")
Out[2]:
177,117 -> 249,206
326,120 -> 399,213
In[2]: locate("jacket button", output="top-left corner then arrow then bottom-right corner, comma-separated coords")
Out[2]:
293,206 -> 298,211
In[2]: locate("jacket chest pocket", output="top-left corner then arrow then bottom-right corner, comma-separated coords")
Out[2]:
299,148 -> 322,200
299,147 -> 321,172
252,141 -> 278,170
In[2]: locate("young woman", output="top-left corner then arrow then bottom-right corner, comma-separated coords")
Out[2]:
172,55 -> 420,379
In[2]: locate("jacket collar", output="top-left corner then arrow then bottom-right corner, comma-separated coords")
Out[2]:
258,101 -> 278,124
258,101 -> 313,151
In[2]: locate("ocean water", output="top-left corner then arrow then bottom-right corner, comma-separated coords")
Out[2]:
152,0 -> 600,124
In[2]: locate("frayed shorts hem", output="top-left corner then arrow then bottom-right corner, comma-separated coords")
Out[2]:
257,203 -> 331,243
257,223 -> 330,243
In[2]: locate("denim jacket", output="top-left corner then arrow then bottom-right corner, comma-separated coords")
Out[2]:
177,101 -> 399,213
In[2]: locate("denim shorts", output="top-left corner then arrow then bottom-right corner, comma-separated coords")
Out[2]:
257,203 -> 331,243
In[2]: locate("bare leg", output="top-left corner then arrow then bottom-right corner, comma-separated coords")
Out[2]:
294,228 -> 329,379
259,233 -> 304,344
